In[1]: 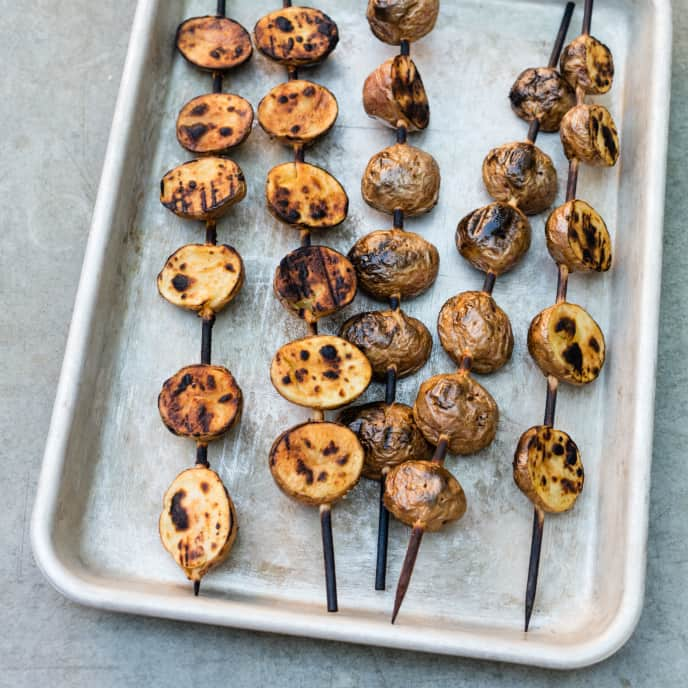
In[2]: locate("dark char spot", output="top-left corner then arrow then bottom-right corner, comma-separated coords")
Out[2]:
172,274 -> 190,292
170,490 -> 189,531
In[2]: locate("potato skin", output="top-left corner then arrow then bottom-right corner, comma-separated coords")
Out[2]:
509,67 -> 575,132
176,16 -> 252,72
560,34 -> 614,95
366,0 -> 440,45
560,104 -> 619,167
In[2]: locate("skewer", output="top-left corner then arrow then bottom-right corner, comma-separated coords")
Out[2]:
320,504 -> 338,612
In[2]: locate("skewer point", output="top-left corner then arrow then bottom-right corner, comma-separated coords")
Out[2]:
391,525 -> 425,624
193,580 -> 201,597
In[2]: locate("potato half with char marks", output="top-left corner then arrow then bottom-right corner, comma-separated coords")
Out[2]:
160,157 -> 247,221
254,7 -> 339,67
274,245 -> 356,323
560,34 -> 614,95
509,67 -> 575,132
266,161 -> 348,229
269,421 -> 363,506
560,104 -> 619,167
528,302 -> 606,385
514,426 -> 584,513
176,16 -> 252,72
271,336 -> 372,410
159,466 -> 237,582
366,0 -> 440,45
157,243 -> 244,318
158,365 -> 242,442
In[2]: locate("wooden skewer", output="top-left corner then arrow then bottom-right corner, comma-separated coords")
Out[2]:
320,504 -> 338,612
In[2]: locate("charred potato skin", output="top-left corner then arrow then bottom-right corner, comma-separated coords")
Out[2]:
176,16 -> 252,72
560,34 -> 614,95
509,67 -> 576,132
560,104 -> 619,167
366,0 -> 440,45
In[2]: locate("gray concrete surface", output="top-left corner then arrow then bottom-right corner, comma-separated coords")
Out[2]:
1,1 -> 686,686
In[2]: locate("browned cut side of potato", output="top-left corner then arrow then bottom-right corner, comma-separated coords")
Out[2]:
254,7 -> 339,67
513,426 -> 584,513
560,104 -> 619,167
258,80 -> 338,146
545,200 -> 612,272
509,67 -> 575,132
271,336 -> 372,410
269,421 -> 363,505
274,245 -> 356,323
157,243 -> 244,318
159,466 -> 238,582
366,0 -> 440,45
176,16 -> 252,72
160,157 -> 247,221
528,302 -> 606,385
266,162 -> 348,229
560,34 -> 614,95
158,365 -> 242,442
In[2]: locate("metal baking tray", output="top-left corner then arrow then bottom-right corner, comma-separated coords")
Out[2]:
31,0 -> 672,669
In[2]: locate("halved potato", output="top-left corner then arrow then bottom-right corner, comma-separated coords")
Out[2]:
159,466 -> 237,582
560,34 -> 614,95
513,426 -> 584,513
176,93 -> 254,154
157,243 -> 244,318
160,157 -> 247,221
509,67 -> 575,132
270,335 -> 372,410
266,161 -> 348,229
254,7 -> 339,67
269,421 -> 364,506
176,16 -> 252,71
560,104 -> 619,167
528,302 -> 606,385
258,80 -> 338,145
274,245 -> 356,323
158,364 -> 242,442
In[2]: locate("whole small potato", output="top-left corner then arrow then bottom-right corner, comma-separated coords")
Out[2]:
560,34 -> 614,95
509,67 -> 575,132
366,0 -> 440,45
560,104 -> 619,167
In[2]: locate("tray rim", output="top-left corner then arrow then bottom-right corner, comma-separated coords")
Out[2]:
30,0 -> 673,669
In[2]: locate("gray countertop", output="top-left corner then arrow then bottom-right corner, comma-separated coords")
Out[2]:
2,1 -> 686,685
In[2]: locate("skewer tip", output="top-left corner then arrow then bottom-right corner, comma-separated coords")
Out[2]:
391,525 -> 425,624
193,580 -> 201,597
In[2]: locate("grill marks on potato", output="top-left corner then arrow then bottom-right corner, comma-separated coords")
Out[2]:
509,67 -> 575,132
366,0 -> 440,45
560,34 -> 614,95
560,104 -> 619,167
176,16 -> 252,72
391,55 -> 430,130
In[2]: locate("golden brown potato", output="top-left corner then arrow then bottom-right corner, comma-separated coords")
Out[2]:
560,104 -> 619,166
384,460 -> 466,531
456,202 -> 532,275
158,365 -> 242,442
176,16 -> 252,71
176,93 -> 254,154
545,200 -> 612,272
271,336 -> 372,410
437,292 -> 513,374
348,229 -> 439,301
528,302 -> 606,385
560,34 -> 614,95
362,143 -> 440,216
254,7 -> 339,67
366,0 -> 439,45
160,157 -> 247,221
258,80 -> 338,145
269,421 -> 363,506
338,402 -> 432,480
513,426 -> 584,513
159,466 -> 237,582
274,245 -> 356,323
266,161 -> 348,229
482,142 -> 557,215
509,67 -> 575,132
157,243 -> 244,318
413,372 -> 498,454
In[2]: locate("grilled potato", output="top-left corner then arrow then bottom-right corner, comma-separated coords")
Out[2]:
456,202 -> 532,275
176,93 -> 254,154
157,243 -> 244,318
413,372 -> 498,454
362,143 -> 440,216
338,402 -> 432,480
158,365 -> 242,442
482,142 -> 557,215
509,67 -> 575,132
271,336 -> 372,410
528,302 -> 606,385
253,7 -> 339,67
274,245 -> 356,323
348,229 -> 439,300
560,104 -> 619,166
266,162 -> 348,229
366,0 -> 440,45
160,157 -> 246,221
545,200 -> 612,272
363,55 -> 429,130
176,16 -> 252,72
159,466 -> 237,582
437,291 -> 514,374
513,426 -> 584,513
269,421 -> 364,505
258,80 -> 338,146
384,461 -> 466,531
339,309 -> 432,380
560,34 -> 614,95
